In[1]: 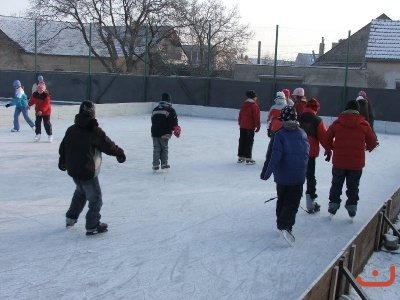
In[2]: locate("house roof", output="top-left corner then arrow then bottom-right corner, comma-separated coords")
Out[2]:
313,14 -> 399,67
366,18 -> 400,60
0,15 -> 175,58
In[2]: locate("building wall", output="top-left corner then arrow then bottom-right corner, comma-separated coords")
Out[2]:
234,64 -> 368,87
366,61 -> 400,89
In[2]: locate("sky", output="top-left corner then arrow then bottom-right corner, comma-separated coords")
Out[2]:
0,107 -> 399,300
2,0 -> 400,59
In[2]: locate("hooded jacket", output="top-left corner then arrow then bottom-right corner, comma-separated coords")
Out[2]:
238,99 -> 261,131
8,87 -> 28,108
29,91 -> 52,116
59,114 -> 124,180
151,101 -> 178,138
266,96 -> 286,132
324,111 -> 377,170
260,120 -> 309,185
297,107 -> 328,158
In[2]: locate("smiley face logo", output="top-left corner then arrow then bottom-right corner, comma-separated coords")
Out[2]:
357,266 -> 396,287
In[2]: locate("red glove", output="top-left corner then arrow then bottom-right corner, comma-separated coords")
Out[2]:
173,125 -> 181,138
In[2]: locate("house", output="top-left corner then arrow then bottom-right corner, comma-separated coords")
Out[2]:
234,14 -> 400,89
0,15 -> 184,74
314,14 -> 400,89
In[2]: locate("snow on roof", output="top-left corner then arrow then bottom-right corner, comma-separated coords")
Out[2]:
366,19 -> 400,60
0,15 -> 172,58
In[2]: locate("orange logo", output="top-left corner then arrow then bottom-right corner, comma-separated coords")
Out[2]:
356,266 -> 396,287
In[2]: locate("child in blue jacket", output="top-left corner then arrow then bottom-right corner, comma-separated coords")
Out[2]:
5,80 -> 35,132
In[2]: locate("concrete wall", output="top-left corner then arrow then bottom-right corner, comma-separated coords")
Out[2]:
1,101 -> 400,135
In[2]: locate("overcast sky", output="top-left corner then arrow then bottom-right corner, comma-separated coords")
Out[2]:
2,0 -> 400,59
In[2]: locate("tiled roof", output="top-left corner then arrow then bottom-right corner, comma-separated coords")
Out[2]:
0,15 -> 174,58
366,19 -> 400,60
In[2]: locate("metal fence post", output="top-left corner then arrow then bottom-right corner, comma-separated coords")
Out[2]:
143,24 -> 149,102
342,30 -> 351,110
87,22 -> 92,101
272,25 -> 279,106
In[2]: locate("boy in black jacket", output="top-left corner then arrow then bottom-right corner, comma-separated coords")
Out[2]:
58,100 -> 126,235
151,93 -> 181,170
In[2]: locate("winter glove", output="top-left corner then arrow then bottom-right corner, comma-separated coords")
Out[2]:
5,104 -> 10,108
267,129 -> 271,138
324,150 -> 332,162
36,111 -> 42,116
58,162 -> 67,171
173,125 -> 181,138
255,127 -> 260,133
116,149 -> 126,163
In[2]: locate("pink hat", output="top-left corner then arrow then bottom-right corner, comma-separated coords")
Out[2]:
358,91 -> 367,99
282,89 -> 291,99
292,87 -> 305,97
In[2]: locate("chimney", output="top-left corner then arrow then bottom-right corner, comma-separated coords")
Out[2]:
319,37 -> 325,56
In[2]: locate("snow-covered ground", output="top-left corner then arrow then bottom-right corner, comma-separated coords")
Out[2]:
0,113 -> 399,300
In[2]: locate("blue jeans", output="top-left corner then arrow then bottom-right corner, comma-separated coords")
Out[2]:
66,177 -> 103,230
13,107 -> 34,130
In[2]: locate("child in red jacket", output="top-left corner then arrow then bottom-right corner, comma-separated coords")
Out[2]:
237,90 -> 260,164
28,81 -> 53,142
324,100 -> 377,220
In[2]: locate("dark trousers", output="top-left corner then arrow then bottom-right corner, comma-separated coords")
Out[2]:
306,157 -> 317,199
237,128 -> 255,159
329,166 -> 362,210
66,176 -> 103,230
276,184 -> 303,231
35,115 -> 52,135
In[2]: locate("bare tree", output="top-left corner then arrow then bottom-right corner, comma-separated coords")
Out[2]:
27,0 -> 178,73
172,0 -> 253,75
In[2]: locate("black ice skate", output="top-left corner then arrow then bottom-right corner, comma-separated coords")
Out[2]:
86,222 -> 108,236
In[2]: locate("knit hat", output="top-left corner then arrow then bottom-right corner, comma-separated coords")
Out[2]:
279,105 -> 297,121
356,96 -> 365,101
292,87 -> 305,97
345,100 -> 360,112
282,89 -> 291,99
162,93 -> 172,102
358,91 -> 367,99
37,81 -> 46,93
13,80 -> 21,87
305,98 -> 320,112
245,90 -> 257,99
38,75 -> 44,82
79,100 -> 96,119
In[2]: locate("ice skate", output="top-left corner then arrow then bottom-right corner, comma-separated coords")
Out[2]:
348,211 -> 356,223
161,164 -> 170,170
34,134 -> 41,142
280,229 -> 295,246
11,128 -> 19,132
86,222 -> 108,236
66,218 -> 77,228
152,165 -> 160,171
246,159 -> 255,165
48,135 -> 53,143
328,208 -> 337,220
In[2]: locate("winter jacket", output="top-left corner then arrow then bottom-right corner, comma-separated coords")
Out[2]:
59,114 -> 124,181
297,107 -> 328,158
8,88 -> 28,108
294,99 -> 307,115
324,111 -> 377,170
238,99 -> 261,131
260,121 -> 309,185
29,91 -> 52,116
266,97 -> 286,132
151,101 -> 178,138
357,98 -> 374,124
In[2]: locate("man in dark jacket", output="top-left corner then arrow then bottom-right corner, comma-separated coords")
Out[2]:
260,105 -> 309,245
59,100 -> 126,235
324,100 -> 377,220
151,93 -> 181,171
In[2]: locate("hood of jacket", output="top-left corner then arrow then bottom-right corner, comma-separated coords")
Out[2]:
281,120 -> 300,131
337,111 -> 364,129
74,114 -> 99,129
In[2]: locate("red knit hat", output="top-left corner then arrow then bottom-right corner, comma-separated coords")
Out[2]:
305,98 -> 320,112
282,89 -> 291,99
